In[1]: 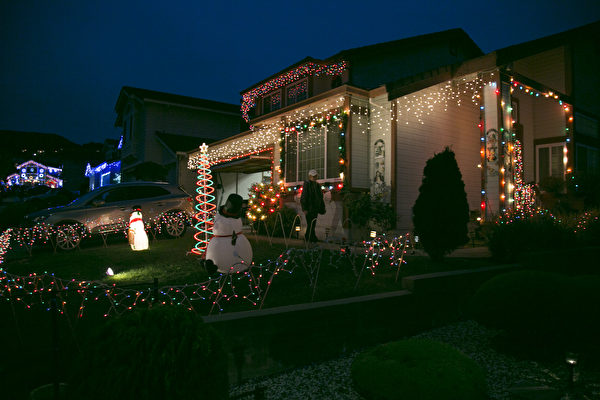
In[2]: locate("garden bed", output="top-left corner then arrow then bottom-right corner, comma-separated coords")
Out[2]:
229,320 -> 600,400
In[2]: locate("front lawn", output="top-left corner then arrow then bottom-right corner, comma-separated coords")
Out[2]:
2,231 -> 495,315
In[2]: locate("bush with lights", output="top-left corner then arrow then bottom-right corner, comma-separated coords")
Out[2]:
247,182 -> 285,225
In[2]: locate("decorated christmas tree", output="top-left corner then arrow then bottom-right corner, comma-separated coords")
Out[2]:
247,182 -> 285,223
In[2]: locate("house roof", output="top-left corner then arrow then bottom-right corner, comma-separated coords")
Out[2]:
114,86 -> 240,125
494,20 -> 600,66
328,28 -> 482,64
155,132 -> 216,155
240,28 -> 483,95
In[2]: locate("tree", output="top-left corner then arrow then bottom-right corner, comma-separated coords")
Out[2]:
412,147 -> 469,261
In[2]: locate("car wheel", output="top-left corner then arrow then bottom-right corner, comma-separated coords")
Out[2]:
163,213 -> 186,238
55,224 -> 83,250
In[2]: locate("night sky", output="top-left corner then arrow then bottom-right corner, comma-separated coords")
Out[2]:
1,1 -> 599,145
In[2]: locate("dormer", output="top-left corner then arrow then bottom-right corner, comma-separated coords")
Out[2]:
240,57 -> 350,123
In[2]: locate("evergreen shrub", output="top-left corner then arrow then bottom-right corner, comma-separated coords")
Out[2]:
412,148 -> 469,261
567,275 -> 600,352
351,338 -> 487,400
469,270 -> 567,348
68,306 -> 228,400
487,216 -> 576,261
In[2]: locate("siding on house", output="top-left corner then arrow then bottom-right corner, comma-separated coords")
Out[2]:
512,47 -> 567,94
350,96 -> 371,188
516,93 -> 536,183
394,81 -> 481,232
143,102 -> 240,164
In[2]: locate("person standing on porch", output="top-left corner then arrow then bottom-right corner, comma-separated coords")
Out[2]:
300,169 -> 325,242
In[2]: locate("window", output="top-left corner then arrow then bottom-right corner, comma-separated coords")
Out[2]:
262,91 -> 281,114
100,172 -> 111,187
101,185 -> 170,203
537,143 -> 565,182
286,80 -> 308,106
285,124 -> 338,183
576,144 -> 600,173
298,125 -> 325,180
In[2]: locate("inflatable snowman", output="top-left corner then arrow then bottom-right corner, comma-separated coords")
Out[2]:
128,206 -> 149,251
205,194 -> 252,274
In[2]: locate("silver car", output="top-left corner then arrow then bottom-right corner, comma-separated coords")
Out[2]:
25,182 -> 195,250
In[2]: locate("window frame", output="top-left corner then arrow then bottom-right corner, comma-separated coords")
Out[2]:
285,79 -> 308,107
536,142 -> 566,183
262,89 -> 282,115
284,124 -> 330,185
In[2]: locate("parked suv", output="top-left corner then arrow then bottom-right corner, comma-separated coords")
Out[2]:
25,182 -> 195,250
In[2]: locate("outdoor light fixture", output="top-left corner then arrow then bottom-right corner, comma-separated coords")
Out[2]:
370,231 -> 377,238
106,267 -> 114,276
295,226 -> 301,232
565,352 -> 578,387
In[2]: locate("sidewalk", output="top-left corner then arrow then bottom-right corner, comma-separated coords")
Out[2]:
245,229 -> 492,259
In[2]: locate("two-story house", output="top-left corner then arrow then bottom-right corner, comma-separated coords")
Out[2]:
189,22 -> 599,238
114,86 -> 245,194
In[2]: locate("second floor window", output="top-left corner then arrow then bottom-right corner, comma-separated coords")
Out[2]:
287,80 -> 308,106
263,91 -> 281,114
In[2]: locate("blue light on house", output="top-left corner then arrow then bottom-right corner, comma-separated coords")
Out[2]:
85,160 -> 121,190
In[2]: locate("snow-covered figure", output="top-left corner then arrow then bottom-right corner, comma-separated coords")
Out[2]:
205,194 -> 252,274
128,206 -> 149,251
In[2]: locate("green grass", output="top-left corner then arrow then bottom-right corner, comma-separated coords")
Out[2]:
3,231 -> 495,315
4,232 -> 288,286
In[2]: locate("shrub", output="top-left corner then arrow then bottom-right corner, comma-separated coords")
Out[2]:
255,204 -> 299,237
567,275 -> 600,353
487,215 -> 576,261
68,306 -> 228,400
351,338 -> 487,400
345,191 -> 396,230
469,270 -> 567,349
412,147 -> 469,261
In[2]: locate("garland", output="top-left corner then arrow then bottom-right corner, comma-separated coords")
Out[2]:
241,61 -> 347,122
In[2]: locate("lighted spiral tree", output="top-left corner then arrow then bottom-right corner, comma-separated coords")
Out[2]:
191,143 -> 216,255
0,228 -> 11,265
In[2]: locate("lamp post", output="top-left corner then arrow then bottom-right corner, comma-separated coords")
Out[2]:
565,352 -> 578,389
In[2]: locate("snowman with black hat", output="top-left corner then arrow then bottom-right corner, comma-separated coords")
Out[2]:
204,193 -> 252,275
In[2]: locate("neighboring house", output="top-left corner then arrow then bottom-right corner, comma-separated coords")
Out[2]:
84,138 -> 122,191
188,22 -> 600,238
5,160 -> 63,188
114,86 -> 244,194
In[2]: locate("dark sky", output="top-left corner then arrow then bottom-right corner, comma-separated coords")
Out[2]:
1,1 -> 599,145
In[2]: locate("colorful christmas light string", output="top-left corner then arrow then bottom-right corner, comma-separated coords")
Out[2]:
240,61 -> 348,122
1,233 -> 411,318
191,145 -> 215,255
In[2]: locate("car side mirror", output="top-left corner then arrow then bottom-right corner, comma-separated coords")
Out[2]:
92,199 -> 105,207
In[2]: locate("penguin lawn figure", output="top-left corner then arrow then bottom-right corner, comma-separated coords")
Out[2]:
128,205 -> 149,251
205,194 -> 252,274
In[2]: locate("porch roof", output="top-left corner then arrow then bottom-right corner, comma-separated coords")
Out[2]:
211,155 -> 271,174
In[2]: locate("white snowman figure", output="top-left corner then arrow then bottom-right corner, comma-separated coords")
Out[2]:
205,194 -> 252,274
128,206 -> 149,251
